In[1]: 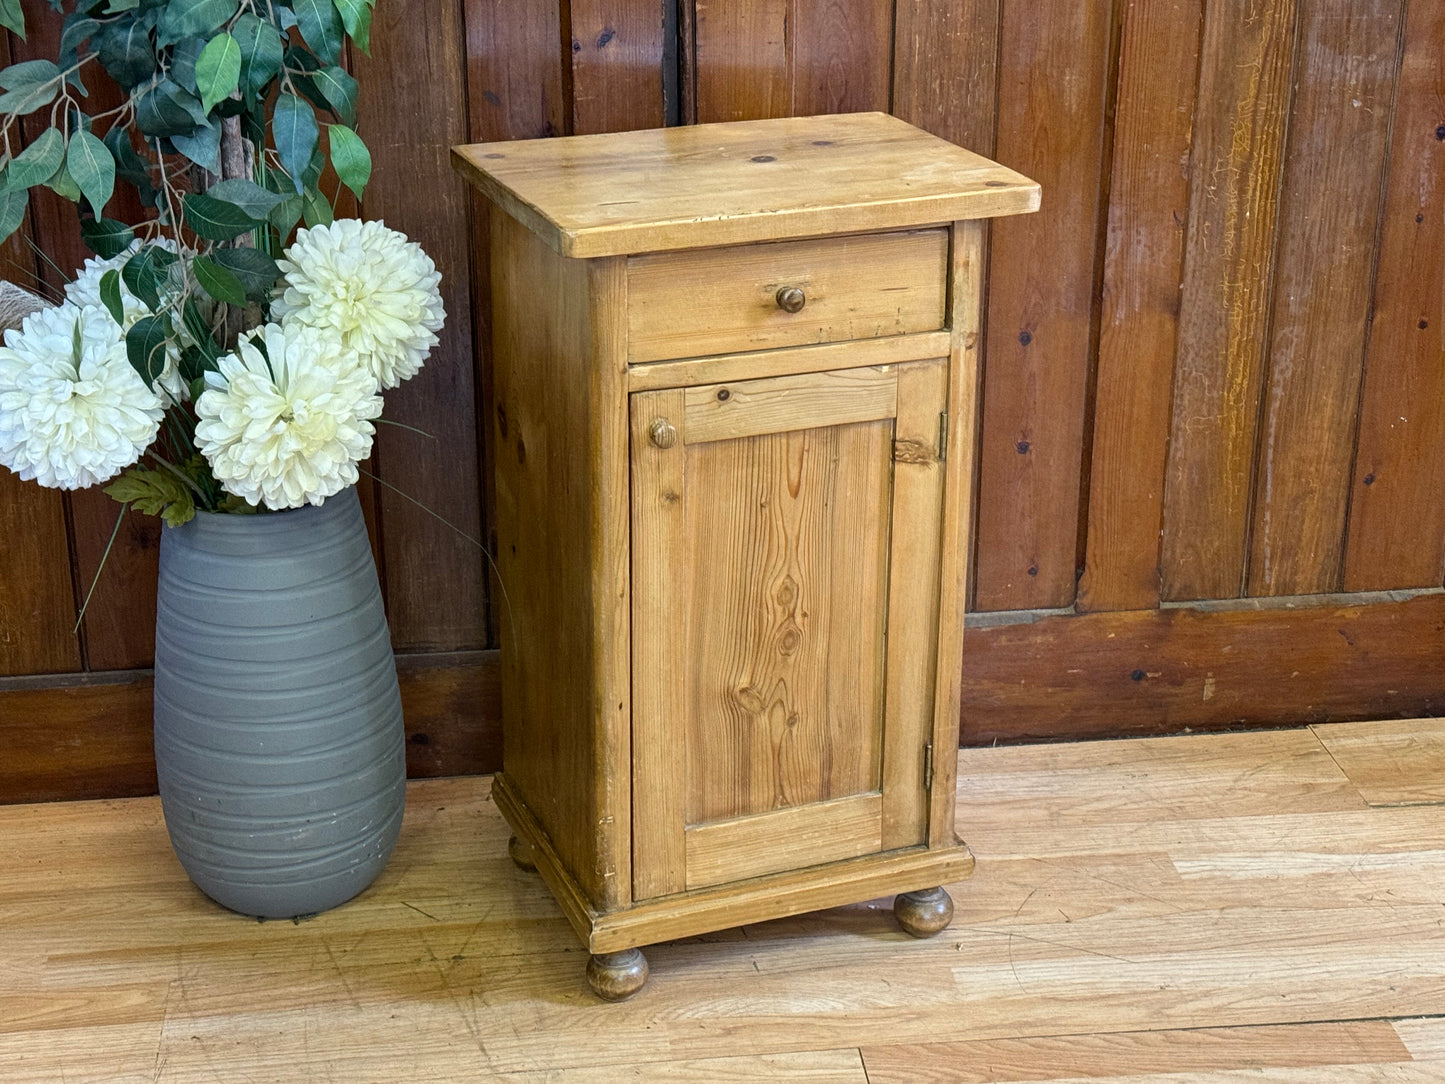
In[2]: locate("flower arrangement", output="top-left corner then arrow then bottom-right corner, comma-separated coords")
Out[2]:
0,1 -> 444,528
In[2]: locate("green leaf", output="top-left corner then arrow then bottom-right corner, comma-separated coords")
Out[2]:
103,466 -> 195,527
182,191 -> 263,240
267,193 -> 303,235
158,0 -> 239,47
210,245 -> 280,299
122,244 -> 178,311
294,0 -> 343,64
0,60 -> 60,116
168,35 -> 205,94
66,128 -> 114,218
192,254 -> 247,306
233,13 -> 283,96
195,32 -> 241,114
102,126 -> 155,206
7,128 -> 65,190
0,188 -> 26,247
171,119 -> 221,174
312,65 -> 357,126
44,162 -> 81,202
301,185 -> 332,227
98,268 -> 125,324
0,0 -> 26,41
93,15 -> 157,89
203,178 -> 284,220
58,16 -> 102,68
135,79 -> 205,137
333,0 -> 371,53
180,298 -> 220,367
125,314 -> 171,388
79,217 -> 135,258
272,94 -> 317,195
0,59 -> 59,91
327,124 -> 370,201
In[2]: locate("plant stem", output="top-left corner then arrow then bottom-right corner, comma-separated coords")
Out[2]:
72,500 -> 128,634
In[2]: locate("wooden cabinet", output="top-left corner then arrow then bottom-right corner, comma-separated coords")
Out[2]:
453,112 -> 1039,999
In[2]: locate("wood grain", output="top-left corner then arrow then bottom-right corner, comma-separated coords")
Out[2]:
880,358 -> 948,848
629,387 -> 689,900
960,593 -> 1445,744
682,367 -> 898,443
7,724 -> 1445,1077
626,229 -> 948,363
683,793 -> 884,890
488,212 -> 629,909
1076,0 -> 1205,613
693,0 -> 891,123
972,0 -> 1113,610
1343,0 -> 1445,591
1247,0 -> 1405,597
682,419 -> 892,824
1312,718 -> 1445,807
354,1 -> 486,652
569,0 -> 666,134
891,0 -> 1000,158
627,332 -> 953,392
1160,0 -> 1298,601
452,113 -> 1040,259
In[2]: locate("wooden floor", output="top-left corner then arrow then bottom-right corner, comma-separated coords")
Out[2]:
3,720 -> 1445,1082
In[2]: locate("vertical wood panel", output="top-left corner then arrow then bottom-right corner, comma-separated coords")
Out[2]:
1343,0 -> 1445,591
972,1 -> 1114,610
0,31 -> 80,678
1076,0 -> 1204,613
891,0 -> 1000,158
693,0 -> 890,124
462,0 -> 567,648
694,0 -> 789,122
1247,0 -> 1404,597
570,0 -> 665,133
354,2 -> 486,651
1160,0 -> 1298,602
12,11 -> 158,670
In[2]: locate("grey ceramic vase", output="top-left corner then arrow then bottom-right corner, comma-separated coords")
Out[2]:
152,485 -> 406,919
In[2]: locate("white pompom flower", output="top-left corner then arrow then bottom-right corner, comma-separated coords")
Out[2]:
195,321 -> 382,510
0,302 -> 164,489
272,218 -> 445,390
66,238 -> 190,401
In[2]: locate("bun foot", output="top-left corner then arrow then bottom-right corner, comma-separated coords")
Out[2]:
587,948 -> 649,1001
507,835 -> 538,872
893,886 -> 954,937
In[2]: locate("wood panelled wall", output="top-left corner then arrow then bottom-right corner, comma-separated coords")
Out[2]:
3,0 -> 1444,802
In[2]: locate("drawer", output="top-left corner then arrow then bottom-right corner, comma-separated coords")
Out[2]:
625,228 -> 948,364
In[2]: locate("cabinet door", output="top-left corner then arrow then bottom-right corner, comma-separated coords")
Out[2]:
630,360 -> 949,899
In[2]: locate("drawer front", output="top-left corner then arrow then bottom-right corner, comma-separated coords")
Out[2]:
626,229 -> 948,364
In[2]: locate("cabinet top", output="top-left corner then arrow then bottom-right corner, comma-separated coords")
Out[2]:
452,112 -> 1039,259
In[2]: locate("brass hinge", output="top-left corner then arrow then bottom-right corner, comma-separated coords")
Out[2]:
938,412 -> 949,462
924,741 -> 935,791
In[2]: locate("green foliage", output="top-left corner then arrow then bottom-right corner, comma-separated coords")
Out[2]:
78,217 -> 134,258
104,466 -> 196,527
0,0 -> 379,256
125,313 -> 171,388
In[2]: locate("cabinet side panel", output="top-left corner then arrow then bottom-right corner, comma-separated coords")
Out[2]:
491,214 -> 625,908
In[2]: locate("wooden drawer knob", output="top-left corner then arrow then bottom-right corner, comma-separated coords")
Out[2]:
775,286 -> 807,313
649,417 -> 678,449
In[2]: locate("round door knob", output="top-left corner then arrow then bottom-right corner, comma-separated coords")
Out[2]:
649,417 -> 677,449
775,286 -> 807,313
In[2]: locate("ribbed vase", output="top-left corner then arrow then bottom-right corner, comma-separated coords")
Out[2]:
152,486 -> 406,919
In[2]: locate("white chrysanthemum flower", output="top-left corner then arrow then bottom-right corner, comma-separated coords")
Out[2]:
66,238 -> 190,401
272,218 -> 445,390
0,302 -> 164,489
195,321 -> 382,510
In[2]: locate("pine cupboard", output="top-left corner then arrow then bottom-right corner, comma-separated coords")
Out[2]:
453,112 -> 1039,998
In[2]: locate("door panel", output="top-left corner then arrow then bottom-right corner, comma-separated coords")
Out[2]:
630,361 -> 948,900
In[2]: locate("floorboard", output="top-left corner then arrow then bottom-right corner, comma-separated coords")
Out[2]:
2,722 -> 1443,1081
